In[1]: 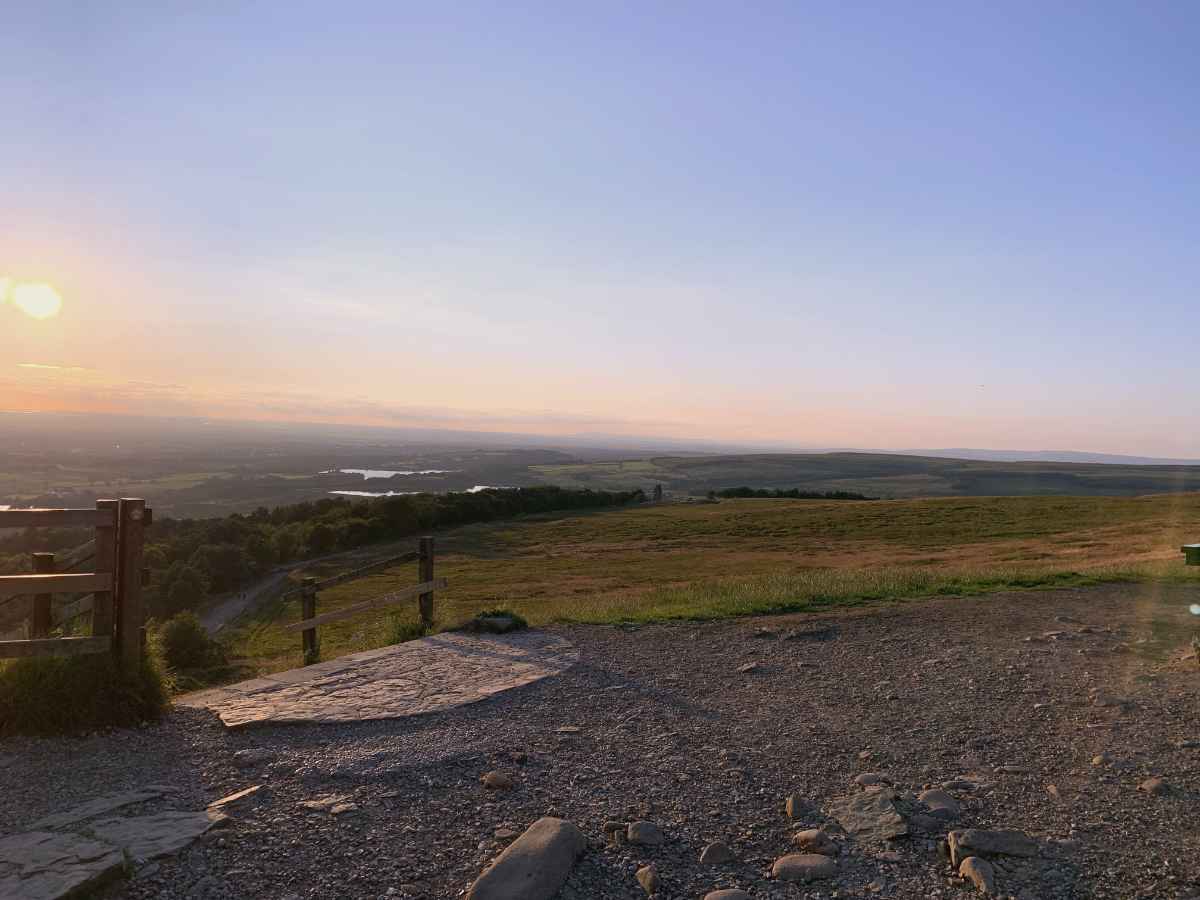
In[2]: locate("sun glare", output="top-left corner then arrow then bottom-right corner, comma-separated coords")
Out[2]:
11,283 -> 63,319
0,278 -> 10,303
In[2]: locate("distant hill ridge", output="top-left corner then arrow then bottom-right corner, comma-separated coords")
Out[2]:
530,450 -> 1200,499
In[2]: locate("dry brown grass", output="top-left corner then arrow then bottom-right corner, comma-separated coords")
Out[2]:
223,494 -> 1200,674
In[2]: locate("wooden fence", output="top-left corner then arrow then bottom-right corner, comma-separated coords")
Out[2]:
284,536 -> 445,665
0,499 -> 149,667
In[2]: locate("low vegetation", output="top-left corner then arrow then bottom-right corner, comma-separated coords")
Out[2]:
710,486 -> 874,500
137,486 -> 643,618
221,493 -> 1200,675
0,651 -> 170,737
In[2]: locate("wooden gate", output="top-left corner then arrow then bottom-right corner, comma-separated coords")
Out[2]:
0,499 -> 149,667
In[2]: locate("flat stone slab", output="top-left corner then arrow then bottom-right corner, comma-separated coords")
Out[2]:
87,810 -> 228,862
31,788 -> 168,830
826,789 -> 908,842
0,831 -> 124,900
178,630 -> 578,728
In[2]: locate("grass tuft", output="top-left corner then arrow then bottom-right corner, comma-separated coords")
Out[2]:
0,650 -> 171,737
387,614 -> 434,645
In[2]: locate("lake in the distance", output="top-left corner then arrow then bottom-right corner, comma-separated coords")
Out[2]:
329,485 -> 508,498
319,468 -> 459,479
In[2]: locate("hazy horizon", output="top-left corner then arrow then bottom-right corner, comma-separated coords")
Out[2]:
4,3 -> 1199,456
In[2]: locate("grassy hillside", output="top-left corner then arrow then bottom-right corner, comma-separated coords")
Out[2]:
531,452 -> 1200,498
222,492 -> 1200,674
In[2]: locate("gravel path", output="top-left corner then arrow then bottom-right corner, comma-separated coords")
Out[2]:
4,582 -> 1199,900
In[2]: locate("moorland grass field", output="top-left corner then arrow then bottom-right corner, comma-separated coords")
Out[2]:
220,493 -> 1200,675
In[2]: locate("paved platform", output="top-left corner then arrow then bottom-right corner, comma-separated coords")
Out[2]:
177,630 -> 578,728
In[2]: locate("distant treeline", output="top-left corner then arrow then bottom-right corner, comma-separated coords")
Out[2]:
1,487 -> 645,618
709,487 -> 876,500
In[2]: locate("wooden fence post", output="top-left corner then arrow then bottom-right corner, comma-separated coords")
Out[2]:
115,498 -> 146,669
30,553 -> 54,639
93,499 -> 117,642
418,536 -> 434,629
302,577 -> 319,665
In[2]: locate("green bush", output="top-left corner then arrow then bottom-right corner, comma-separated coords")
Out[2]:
157,612 -> 224,672
0,651 -> 170,737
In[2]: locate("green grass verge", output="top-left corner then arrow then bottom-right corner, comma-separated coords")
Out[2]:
0,651 -> 171,737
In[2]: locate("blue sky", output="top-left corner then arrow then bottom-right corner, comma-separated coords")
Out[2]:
3,2 -> 1198,453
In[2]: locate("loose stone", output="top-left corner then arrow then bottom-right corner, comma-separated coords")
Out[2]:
771,852 -> 837,882
636,864 -> 659,895
792,828 -> 838,855
854,772 -> 891,787
1138,777 -> 1169,795
947,829 -> 1037,867
960,856 -> 997,895
627,821 -> 664,845
827,790 -> 908,842
466,817 -> 586,900
481,771 -> 514,790
700,841 -> 735,864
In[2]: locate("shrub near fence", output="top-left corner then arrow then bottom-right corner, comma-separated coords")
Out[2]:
0,499 -> 171,735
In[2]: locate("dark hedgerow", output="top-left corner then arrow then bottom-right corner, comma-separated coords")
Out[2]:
709,487 -> 875,500
0,651 -> 170,737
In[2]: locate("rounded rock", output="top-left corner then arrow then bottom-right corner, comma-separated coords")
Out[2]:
959,856 -> 996,895
1138,777 -> 1169,795
704,892 -> 752,900
627,821 -> 664,845
699,841 -> 735,864
771,853 -> 837,882
854,772 -> 891,787
636,864 -> 659,895
481,771 -> 514,790
791,828 -> 838,855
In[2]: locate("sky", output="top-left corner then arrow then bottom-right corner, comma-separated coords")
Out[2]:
2,1 -> 1199,455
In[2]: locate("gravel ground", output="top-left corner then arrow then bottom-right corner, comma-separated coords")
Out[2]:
4,582 -> 1200,900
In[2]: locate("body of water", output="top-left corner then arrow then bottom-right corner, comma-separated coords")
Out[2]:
319,468 -> 458,479
329,490 -> 421,498
328,485 -> 512,498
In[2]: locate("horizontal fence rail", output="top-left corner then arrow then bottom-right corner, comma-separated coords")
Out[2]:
284,578 -> 447,632
0,572 -> 113,601
281,550 -> 419,599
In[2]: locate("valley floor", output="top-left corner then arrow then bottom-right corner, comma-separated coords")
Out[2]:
4,583 -> 1200,899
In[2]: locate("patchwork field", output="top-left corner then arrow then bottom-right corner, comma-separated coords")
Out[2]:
221,493 -> 1200,675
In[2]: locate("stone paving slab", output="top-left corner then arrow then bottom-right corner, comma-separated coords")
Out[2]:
177,630 -> 578,728
0,831 -> 125,900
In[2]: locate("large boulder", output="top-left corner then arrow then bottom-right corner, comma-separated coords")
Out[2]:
467,817 -> 586,900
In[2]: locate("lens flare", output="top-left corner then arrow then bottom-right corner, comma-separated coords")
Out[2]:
11,283 -> 63,319
1190,604 -> 1200,616
0,277 -> 10,303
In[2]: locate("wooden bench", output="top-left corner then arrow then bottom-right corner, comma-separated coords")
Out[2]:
1182,544 -> 1200,566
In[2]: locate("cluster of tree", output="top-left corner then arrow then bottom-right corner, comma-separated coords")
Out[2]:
0,527 -> 93,575
141,486 -> 645,618
708,487 -> 875,500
